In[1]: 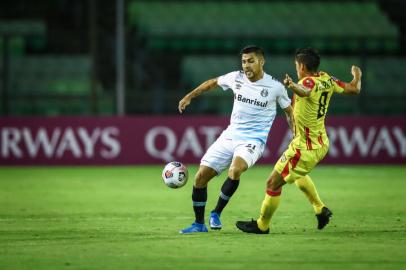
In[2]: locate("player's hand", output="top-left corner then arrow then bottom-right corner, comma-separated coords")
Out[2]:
178,96 -> 191,114
351,65 -> 362,79
283,74 -> 293,88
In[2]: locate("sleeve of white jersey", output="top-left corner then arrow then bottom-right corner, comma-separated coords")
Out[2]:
217,71 -> 238,91
277,85 -> 291,109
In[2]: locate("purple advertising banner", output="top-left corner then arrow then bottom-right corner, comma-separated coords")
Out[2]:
0,116 -> 405,165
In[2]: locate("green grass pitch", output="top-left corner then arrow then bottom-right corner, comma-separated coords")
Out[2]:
0,165 -> 405,270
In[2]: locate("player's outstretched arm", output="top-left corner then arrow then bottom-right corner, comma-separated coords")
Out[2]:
342,65 -> 362,95
283,74 -> 312,97
178,78 -> 219,113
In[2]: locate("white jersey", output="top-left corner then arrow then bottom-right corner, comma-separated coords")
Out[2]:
217,70 -> 291,144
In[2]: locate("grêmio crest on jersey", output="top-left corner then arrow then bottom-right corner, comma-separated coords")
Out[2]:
261,88 -> 269,97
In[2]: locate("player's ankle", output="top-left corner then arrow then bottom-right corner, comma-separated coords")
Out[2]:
314,204 -> 324,214
256,218 -> 269,231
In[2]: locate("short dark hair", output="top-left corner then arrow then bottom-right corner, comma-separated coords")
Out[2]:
295,48 -> 320,72
240,45 -> 264,58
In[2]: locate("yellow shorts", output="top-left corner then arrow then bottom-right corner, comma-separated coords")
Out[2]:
274,142 -> 329,184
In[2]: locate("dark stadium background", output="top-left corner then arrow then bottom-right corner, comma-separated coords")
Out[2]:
1,0 -> 405,116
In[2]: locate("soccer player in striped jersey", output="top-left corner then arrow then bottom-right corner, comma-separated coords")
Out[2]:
236,48 -> 362,234
178,45 -> 294,234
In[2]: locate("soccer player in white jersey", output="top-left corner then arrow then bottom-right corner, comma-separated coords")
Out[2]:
178,45 -> 294,234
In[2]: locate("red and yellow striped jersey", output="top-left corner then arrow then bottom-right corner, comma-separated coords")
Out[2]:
292,71 -> 345,150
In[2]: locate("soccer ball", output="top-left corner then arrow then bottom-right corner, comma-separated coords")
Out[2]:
162,161 -> 188,189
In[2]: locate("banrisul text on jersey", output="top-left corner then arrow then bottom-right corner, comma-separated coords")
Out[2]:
234,93 -> 268,107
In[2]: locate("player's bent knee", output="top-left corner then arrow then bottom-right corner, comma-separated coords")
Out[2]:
228,166 -> 244,180
266,171 -> 285,191
266,177 -> 273,189
194,173 -> 207,187
265,178 -> 282,196
266,177 -> 278,191
194,168 -> 215,187
194,178 -> 208,188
